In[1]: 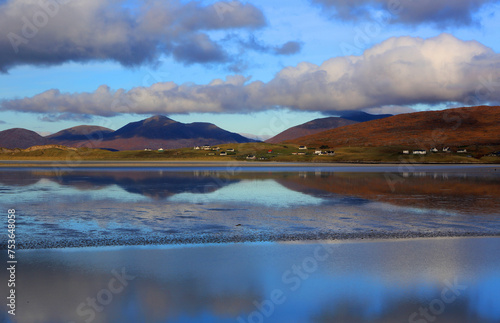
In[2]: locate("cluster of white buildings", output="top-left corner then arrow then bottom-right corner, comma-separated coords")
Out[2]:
314,150 -> 335,156
193,145 -> 217,151
292,146 -> 335,156
144,148 -> 164,151
402,147 -> 467,155
193,145 -> 235,156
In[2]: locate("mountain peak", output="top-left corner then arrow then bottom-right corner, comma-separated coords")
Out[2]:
144,115 -> 175,123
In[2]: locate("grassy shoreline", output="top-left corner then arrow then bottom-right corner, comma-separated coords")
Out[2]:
1,142 -> 499,165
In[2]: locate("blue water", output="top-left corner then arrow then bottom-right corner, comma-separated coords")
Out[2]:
0,167 -> 499,247
0,166 -> 499,322
1,238 -> 499,322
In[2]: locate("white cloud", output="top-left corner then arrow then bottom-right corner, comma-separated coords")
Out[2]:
2,34 -> 500,116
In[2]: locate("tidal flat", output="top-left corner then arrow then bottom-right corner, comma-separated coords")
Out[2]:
1,165 -> 499,322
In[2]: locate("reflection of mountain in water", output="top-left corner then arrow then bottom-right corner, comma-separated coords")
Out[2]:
1,171 -> 240,200
0,171 -> 43,186
276,172 -> 500,214
1,170 -> 499,213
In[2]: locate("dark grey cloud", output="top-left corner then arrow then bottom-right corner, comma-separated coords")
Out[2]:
172,34 -> 227,64
274,41 -> 303,55
3,34 -> 500,117
38,113 -> 95,123
238,37 -> 303,56
311,0 -> 500,27
0,0 -> 268,72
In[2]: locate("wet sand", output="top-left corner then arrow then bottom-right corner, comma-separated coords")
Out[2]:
9,230 -> 500,250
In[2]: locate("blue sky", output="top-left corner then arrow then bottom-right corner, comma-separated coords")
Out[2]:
0,0 -> 499,138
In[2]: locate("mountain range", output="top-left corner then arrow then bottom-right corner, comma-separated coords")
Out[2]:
0,115 -> 256,150
1,106 -> 498,151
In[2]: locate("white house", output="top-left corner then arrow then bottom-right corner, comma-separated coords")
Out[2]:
227,148 -> 235,152
158,148 -> 164,152
298,146 -> 307,150
246,155 -> 256,160
326,151 -> 335,156
314,150 -> 323,155
202,145 -> 211,150
193,146 -> 200,150
412,150 -> 427,155
220,151 -> 227,156
457,149 -> 467,153
443,147 -> 451,153
430,148 -> 438,153
402,150 -> 410,154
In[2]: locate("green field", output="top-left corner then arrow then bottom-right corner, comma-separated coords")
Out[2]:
0,143 -> 499,163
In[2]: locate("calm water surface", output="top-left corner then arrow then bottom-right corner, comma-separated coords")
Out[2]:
0,166 -> 499,246
0,166 -> 499,322
0,238 -> 499,322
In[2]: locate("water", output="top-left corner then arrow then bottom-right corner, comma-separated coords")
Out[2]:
0,166 -> 499,322
0,166 -> 499,247
1,238 -> 499,322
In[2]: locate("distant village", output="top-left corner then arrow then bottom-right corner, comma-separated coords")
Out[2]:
402,147 -> 468,155
140,144 -> 482,160
143,144 -> 337,160
144,144 -> 474,158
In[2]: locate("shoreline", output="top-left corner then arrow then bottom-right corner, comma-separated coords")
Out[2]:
6,230 -> 500,250
1,160 -> 499,168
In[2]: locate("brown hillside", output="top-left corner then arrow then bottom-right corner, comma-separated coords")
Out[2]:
288,106 -> 500,148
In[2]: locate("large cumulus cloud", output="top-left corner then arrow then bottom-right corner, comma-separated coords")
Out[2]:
2,34 -> 500,117
0,0 -> 299,72
310,0 -> 500,27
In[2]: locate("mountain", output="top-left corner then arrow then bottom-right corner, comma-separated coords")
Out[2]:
288,106 -> 500,148
266,117 -> 358,144
39,115 -> 255,151
47,126 -> 114,145
110,115 -> 249,142
337,111 -> 393,122
1,115 -> 256,151
0,128 -> 53,149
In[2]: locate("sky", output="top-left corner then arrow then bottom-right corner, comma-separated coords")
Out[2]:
0,0 -> 499,138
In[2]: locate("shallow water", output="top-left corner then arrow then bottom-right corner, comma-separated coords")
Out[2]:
1,166 -> 500,322
0,166 -> 499,247
1,237 -> 499,322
